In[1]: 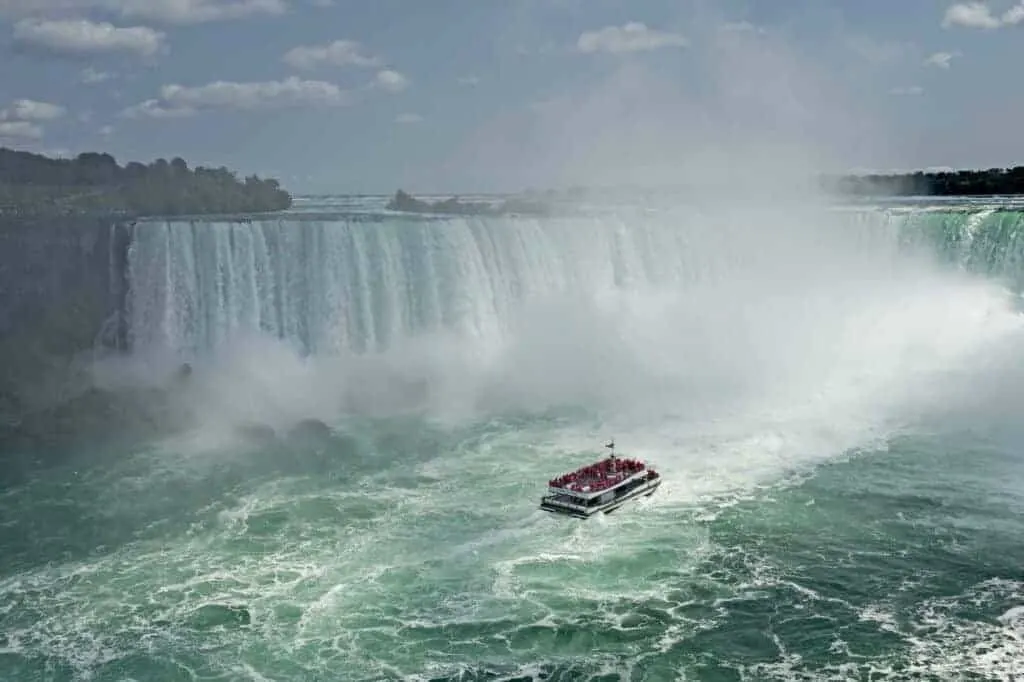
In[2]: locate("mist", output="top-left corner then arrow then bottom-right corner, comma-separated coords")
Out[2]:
63,7 -> 1024,477
441,8 -> 891,197
79,201 -> 1024,470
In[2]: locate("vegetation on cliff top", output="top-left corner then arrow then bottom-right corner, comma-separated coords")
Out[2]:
823,166 -> 1024,197
388,166 -> 1024,215
0,147 -> 292,216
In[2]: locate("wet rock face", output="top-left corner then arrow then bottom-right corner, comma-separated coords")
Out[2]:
0,217 -> 131,416
0,218 -> 128,346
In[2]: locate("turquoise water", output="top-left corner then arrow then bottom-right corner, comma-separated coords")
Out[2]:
4,416 -> 1024,680
2,198 -> 1024,680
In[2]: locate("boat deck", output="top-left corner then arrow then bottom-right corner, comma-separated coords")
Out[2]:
548,456 -> 647,494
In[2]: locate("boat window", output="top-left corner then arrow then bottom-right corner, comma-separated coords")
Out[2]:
549,493 -> 586,506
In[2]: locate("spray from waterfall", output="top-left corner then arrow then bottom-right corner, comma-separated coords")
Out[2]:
76,204 -> 1023,460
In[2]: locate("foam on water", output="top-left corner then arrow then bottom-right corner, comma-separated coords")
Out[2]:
6,199 -> 1024,679
2,415 -> 1023,679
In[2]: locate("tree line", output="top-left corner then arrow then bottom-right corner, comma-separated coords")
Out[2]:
0,147 -> 292,216
821,166 -> 1024,197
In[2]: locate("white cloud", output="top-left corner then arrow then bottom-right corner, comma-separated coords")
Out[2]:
942,2 -> 1024,28
457,75 -> 480,87
924,51 -> 960,68
116,0 -> 286,24
577,22 -> 687,54
395,113 -> 421,124
13,18 -> 165,58
943,2 -> 1001,27
121,76 -> 352,118
0,121 -> 44,140
1006,3 -> 1024,23
0,98 -> 65,141
120,99 -> 195,118
99,124 -> 114,135
0,0 -> 286,25
374,69 -> 408,93
283,39 -> 379,70
889,85 -> 924,96
1,99 -> 66,121
81,67 -> 113,83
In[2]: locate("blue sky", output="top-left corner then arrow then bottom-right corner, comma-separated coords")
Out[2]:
0,0 -> 1021,193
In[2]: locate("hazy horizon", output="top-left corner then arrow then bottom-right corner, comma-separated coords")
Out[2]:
0,1 -> 1022,195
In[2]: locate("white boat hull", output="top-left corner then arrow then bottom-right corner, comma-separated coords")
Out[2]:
540,475 -> 661,519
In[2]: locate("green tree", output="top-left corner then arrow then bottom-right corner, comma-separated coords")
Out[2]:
0,146 -> 293,216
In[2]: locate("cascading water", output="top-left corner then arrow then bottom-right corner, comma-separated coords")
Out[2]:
105,205 -> 1024,428
3,199 -> 1024,681
122,206 -> 1024,361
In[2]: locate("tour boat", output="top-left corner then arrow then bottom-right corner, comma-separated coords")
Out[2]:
539,440 -> 661,518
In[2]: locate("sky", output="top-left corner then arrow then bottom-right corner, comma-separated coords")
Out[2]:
0,0 -> 1021,194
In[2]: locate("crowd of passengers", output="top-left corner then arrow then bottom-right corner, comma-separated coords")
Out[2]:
548,456 -> 646,491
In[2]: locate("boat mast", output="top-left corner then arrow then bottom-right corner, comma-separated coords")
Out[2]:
605,438 -> 615,457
